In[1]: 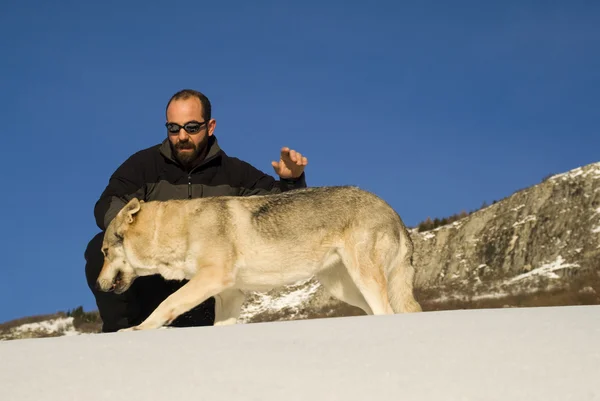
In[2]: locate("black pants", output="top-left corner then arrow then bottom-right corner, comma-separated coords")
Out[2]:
84,231 -> 215,332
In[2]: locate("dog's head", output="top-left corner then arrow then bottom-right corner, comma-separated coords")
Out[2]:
96,198 -> 143,294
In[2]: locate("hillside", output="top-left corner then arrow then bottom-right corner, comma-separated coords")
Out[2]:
2,161 -> 600,339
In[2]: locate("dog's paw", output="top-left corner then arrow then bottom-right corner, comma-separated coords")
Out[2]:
214,318 -> 238,326
118,326 -> 140,333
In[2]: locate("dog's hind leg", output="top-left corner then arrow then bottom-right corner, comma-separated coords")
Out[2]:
316,261 -> 373,315
338,244 -> 395,316
120,263 -> 235,332
386,240 -> 422,313
214,288 -> 246,326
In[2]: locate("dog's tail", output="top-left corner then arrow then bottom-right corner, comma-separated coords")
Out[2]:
386,229 -> 422,313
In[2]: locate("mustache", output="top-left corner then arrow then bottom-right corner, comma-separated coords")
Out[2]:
175,141 -> 196,150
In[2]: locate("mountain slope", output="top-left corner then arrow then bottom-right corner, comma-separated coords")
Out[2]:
410,161 -> 600,304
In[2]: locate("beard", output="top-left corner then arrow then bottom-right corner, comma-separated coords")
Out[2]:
173,141 -> 198,165
170,135 -> 210,168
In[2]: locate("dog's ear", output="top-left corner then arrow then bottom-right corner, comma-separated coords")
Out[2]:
124,198 -> 142,224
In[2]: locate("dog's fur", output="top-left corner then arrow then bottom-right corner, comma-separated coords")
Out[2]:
97,186 -> 422,331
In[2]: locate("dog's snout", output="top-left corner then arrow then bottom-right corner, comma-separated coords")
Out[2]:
96,277 -> 115,293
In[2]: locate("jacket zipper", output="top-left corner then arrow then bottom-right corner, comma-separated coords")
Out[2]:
162,141 -> 220,201
184,153 -> 217,200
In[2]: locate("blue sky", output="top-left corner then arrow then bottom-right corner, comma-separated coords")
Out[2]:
0,1 -> 598,323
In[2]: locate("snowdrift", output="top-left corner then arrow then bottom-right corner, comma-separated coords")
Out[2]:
1,305 -> 599,400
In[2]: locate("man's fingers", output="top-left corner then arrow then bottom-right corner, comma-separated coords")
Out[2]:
278,147 -> 307,170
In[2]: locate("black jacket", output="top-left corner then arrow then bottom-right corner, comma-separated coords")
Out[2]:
94,135 -> 307,231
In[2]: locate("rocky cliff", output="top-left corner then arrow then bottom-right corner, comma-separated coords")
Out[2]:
411,161 -> 600,304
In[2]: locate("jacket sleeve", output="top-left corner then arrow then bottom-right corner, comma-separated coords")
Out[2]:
93,154 -> 147,231
236,160 -> 307,196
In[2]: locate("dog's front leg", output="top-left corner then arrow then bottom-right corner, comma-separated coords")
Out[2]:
120,265 -> 234,332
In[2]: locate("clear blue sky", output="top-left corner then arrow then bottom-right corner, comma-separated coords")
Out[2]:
0,1 -> 598,323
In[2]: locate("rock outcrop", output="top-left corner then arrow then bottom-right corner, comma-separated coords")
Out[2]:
410,161 -> 600,303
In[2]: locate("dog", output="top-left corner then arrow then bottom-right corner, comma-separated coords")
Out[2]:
96,186 -> 422,331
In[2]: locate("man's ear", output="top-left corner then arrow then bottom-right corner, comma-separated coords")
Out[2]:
124,198 -> 142,224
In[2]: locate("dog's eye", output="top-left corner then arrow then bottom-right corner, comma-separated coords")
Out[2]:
102,248 -> 109,255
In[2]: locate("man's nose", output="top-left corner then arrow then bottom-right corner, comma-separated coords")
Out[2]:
177,129 -> 190,141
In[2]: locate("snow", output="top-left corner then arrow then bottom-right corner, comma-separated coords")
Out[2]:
427,290 -> 514,304
422,231 -> 436,240
512,215 -> 537,227
507,255 -> 579,283
238,279 -> 321,322
12,317 -> 80,337
451,220 -> 462,228
549,162 -> 600,182
1,306 -> 598,400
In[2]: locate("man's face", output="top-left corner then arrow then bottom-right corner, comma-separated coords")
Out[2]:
166,97 -> 215,166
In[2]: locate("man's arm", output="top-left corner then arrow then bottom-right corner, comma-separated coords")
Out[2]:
235,157 -> 307,196
249,169 -> 307,193
94,154 -> 147,231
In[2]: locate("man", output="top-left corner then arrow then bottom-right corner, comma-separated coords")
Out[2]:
84,89 -> 308,332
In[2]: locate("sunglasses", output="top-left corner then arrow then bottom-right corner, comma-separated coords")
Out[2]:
165,120 -> 207,135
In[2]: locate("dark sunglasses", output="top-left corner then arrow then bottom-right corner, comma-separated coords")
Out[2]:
165,120 -> 207,135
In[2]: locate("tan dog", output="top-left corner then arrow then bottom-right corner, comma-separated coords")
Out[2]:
97,186 -> 422,331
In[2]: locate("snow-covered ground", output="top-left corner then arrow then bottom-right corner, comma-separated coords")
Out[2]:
238,278 -> 321,323
1,305 -> 598,400
12,317 -> 79,337
507,255 -> 581,283
0,316 -> 81,341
